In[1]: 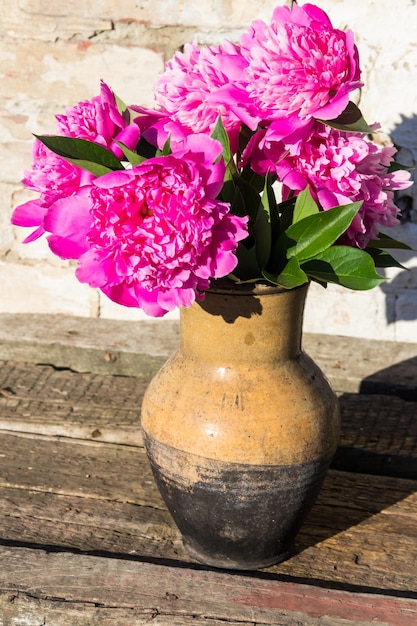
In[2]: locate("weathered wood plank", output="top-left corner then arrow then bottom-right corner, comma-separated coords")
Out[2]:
333,392 -> 417,478
1,313 -> 417,394
304,333 -> 417,398
2,472 -> 416,592
0,313 -> 180,378
0,593 -> 265,626
0,432 -> 162,508
1,594 -> 262,626
1,546 -> 417,626
1,431 -> 417,593
0,360 -> 146,445
2,361 -> 417,477
0,487 -> 185,560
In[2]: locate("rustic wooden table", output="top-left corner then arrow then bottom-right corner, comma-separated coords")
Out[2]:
1,314 -> 417,625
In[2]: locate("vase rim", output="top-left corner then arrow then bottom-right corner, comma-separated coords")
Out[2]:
205,279 -> 309,297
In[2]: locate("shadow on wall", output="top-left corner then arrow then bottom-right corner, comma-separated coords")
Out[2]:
379,113 -> 417,323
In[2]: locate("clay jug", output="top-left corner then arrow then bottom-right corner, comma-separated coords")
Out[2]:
141,283 -> 340,569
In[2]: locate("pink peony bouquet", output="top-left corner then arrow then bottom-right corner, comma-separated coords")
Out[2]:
12,1 -> 413,316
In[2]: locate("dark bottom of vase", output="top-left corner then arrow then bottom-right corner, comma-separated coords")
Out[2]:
183,537 -> 295,570
144,434 -> 330,570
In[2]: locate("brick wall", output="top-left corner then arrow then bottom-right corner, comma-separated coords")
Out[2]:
1,0 -> 416,340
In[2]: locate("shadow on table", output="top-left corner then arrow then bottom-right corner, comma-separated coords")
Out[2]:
295,359 -> 417,557
358,355 -> 417,401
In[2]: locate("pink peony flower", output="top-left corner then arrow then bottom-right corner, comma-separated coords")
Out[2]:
11,140 -> 89,242
240,2 -> 362,142
11,82 -> 140,243
130,105 -> 193,152
154,40 -> 255,150
56,80 -> 140,160
275,122 -> 413,247
44,136 -> 248,317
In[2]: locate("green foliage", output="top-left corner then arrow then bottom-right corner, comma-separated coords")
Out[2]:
284,202 -> 362,261
156,137 -> 172,157
211,117 -> 237,183
320,101 -> 374,134
116,142 -> 146,166
264,257 -> 308,290
35,135 -> 124,176
292,187 -> 319,222
366,248 -> 406,270
366,233 -> 412,250
301,246 -> 385,290
232,185 -> 407,291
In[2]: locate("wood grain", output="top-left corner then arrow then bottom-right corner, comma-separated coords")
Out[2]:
2,361 -> 417,476
0,314 -> 180,378
0,593 -> 261,626
0,431 -> 161,507
1,313 -> 417,394
1,429 -> 417,593
1,333 -> 417,624
0,360 -> 146,445
2,546 -> 417,626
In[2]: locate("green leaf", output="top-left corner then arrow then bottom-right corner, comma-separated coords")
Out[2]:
320,101 -> 374,134
293,187 -> 319,223
35,135 -> 124,172
211,116 -> 231,161
234,177 -> 262,221
114,93 -> 128,117
284,202 -> 361,262
253,183 -> 272,269
253,174 -> 282,270
64,159 -> 114,177
277,194 -> 297,233
115,141 -> 146,166
301,246 -> 385,290
366,233 -> 412,250
263,257 -> 308,290
234,242 -> 262,281
211,116 -> 236,181
366,248 -> 406,270
264,174 -> 280,237
136,135 -> 158,160
387,161 -> 414,173
156,137 -> 172,157
241,164 -> 269,193
221,179 -> 237,205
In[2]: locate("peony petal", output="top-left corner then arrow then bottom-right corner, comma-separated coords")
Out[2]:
93,169 -> 135,189
11,199 -> 47,227
47,234 -> 89,260
44,189 -> 92,238
76,249 -> 110,287
22,225 -> 47,244
111,124 -> 141,158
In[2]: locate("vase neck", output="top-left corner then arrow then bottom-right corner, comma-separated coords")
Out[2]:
179,285 -> 308,364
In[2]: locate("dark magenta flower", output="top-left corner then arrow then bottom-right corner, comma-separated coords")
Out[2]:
44,136 -> 248,317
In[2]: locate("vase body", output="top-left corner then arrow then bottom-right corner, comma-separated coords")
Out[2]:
141,283 -> 340,569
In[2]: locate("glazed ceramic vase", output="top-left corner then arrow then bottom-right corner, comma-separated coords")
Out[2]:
141,283 -> 340,570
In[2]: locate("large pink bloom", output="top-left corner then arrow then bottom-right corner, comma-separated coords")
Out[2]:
130,105 -> 193,153
11,81 -> 140,242
55,80 -> 140,160
44,136 -> 248,317
154,40 -> 255,150
240,3 -> 362,143
12,141 -> 87,242
276,122 -> 413,248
